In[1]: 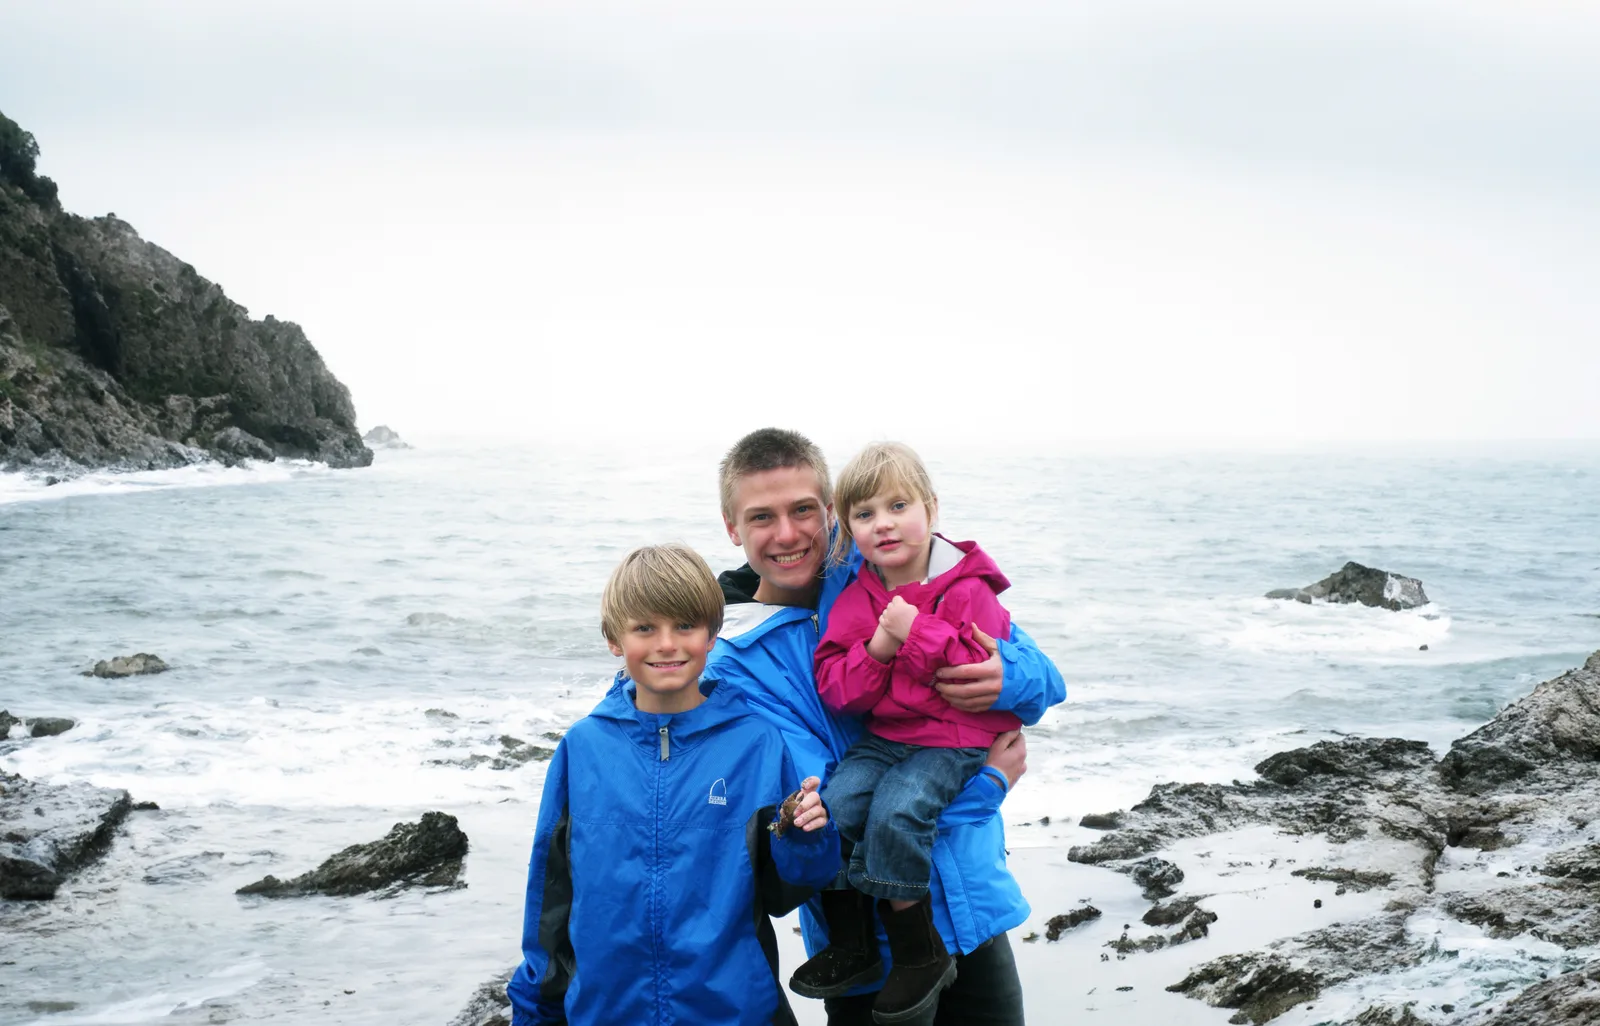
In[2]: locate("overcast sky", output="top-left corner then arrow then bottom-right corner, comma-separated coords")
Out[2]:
3,0 -> 1597,446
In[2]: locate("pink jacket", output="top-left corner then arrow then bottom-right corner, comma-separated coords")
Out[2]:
815,536 -> 1023,748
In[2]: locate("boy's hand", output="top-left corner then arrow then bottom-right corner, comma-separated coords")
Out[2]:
879,597 -> 919,644
934,624 -> 1003,712
789,776 -> 829,834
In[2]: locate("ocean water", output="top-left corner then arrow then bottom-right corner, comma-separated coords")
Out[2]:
3,441 -> 1599,1025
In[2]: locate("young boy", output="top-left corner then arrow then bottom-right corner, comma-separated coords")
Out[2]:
506,543 -> 842,1026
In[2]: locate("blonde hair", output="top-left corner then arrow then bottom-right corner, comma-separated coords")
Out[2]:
829,442 -> 939,565
600,543 -> 725,644
718,427 -> 832,522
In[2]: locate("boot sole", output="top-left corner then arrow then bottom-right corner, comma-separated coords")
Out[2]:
869,961 -> 958,1024
789,961 -> 885,999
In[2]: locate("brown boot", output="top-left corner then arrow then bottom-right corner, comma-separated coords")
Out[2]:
789,889 -> 884,998
871,896 -> 956,1023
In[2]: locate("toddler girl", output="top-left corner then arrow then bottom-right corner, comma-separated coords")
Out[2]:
792,441 -> 1021,1023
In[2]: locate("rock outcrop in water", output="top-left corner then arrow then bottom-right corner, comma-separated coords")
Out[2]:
0,769 -> 131,899
1266,562 -> 1429,611
85,653 -> 169,678
1068,650 -> 1600,1024
362,424 -> 411,449
236,811 -> 468,898
0,110 -> 370,473
0,712 -> 75,739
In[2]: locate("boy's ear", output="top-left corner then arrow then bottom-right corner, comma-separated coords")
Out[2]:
606,638 -> 624,658
723,516 -> 741,546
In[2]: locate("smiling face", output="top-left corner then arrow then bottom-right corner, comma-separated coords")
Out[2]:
608,616 -> 713,714
848,489 -> 935,589
723,465 -> 832,607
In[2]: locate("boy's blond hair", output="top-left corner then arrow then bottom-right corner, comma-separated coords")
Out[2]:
600,543 -> 725,643
718,427 -> 832,522
830,442 -> 939,565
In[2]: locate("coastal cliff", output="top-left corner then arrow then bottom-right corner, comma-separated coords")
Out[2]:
0,111 -> 370,471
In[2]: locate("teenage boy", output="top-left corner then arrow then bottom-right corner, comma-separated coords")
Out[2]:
507,543 -> 842,1026
707,428 -> 1066,1026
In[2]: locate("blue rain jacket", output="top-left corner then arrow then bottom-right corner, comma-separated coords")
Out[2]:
707,549 -> 1066,965
507,674 -> 841,1026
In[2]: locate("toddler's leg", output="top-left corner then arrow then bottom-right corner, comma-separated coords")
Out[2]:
854,745 -> 988,1025
819,733 -> 903,848
852,746 -> 988,902
790,735 -> 903,1000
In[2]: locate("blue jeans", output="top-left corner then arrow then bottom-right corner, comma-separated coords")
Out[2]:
821,733 -> 988,901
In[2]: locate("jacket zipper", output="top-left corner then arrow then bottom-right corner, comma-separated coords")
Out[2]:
811,613 -> 819,635
652,722 -> 666,1019
659,725 -> 669,760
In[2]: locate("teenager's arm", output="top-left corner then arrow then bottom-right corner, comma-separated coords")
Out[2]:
934,623 -> 1066,723
893,578 -> 1012,687
937,729 -> 1028,828
991,624 -> 1067,723
755,752 -> 841,915
506,744 -> 575,1026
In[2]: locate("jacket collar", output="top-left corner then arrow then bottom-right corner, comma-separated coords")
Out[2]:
588,669 -> 750,750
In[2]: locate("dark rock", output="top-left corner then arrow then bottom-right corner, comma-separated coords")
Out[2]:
1144,895 -> 1202,927
0,710 -> 18,740
27,717 -> 75,738
0,113 -> 370,473
1044,905 -> 1101,940
1542,842 -> 1600,884
1340,1006 -> 1426,1026
1289,867 -> 1394,893
131,800 -> 160,811
1419,644 -> 1429,651
1439,651 -> 1600,791
0,769 -> 131,899
425,708 -> 460,721
1256,738 -> 1435,788
448,968 -> 515,1026
210,425 -> 275,464
86,653 -> 169,678
1167,953 -> 1322,1024
490,736 -> 554,771
1079,811 -> 1124,830
1265,562 -> 1429,611
1130,857 -> 1184,900
1476,960 -> 1600,1025
1068,828 -> 1164,865
235,811 -> 468,898
1170,913 -> 1427,1023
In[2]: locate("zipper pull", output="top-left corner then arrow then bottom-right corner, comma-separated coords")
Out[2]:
659,726 -> 669,761
811,613 -> 819,635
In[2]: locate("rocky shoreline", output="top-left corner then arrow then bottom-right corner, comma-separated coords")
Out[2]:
1066,649 -> 1600,1025
0,110 -> 370,473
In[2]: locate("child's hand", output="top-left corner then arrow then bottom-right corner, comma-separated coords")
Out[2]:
879,596 -> 919,644
789,776 -> 829,833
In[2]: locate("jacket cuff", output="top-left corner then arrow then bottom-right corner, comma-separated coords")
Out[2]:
978,765 -> 1010,793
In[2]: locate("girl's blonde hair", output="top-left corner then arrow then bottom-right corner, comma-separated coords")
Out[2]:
829,441 -> 939,565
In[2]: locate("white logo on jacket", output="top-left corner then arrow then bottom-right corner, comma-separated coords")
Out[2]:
707,778 -> 728,806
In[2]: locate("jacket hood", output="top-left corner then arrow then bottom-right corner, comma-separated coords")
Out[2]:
718,564 -> 763,605
858,535 -> 1010,601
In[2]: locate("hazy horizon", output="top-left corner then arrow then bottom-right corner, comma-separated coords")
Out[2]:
4,0 -> 1597,447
